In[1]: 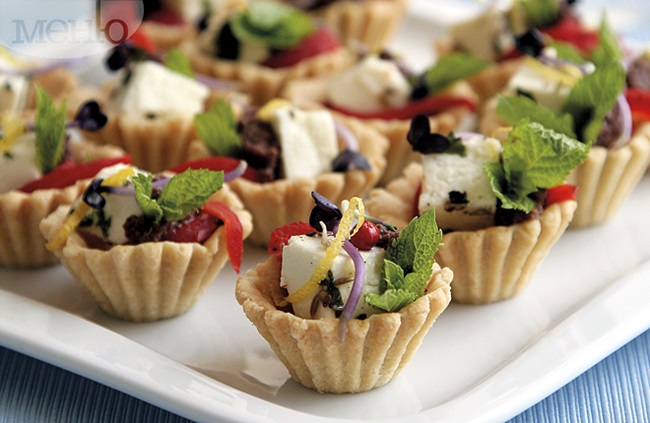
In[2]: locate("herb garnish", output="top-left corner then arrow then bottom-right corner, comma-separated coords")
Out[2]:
365,208 -> 442,312
34,86 -> 66,174
194,99 -> 241,156
132,168 -> 223,222
164,48 -> 194,78
417,53 -> 488,96
484,119 -> 588,212
229,1 -> 314,50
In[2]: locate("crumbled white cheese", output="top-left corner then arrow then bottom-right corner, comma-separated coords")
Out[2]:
326,55 -> 411,112
269,105 -> 339,180
111,61 -> 209,119
0,133 -> 41,193
419,135 -> 501,231
449,7 -> 514,61
281,234 -> 385,319
0,74 -> 29,113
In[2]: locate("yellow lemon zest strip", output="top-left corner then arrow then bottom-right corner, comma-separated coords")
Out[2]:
256,98 -> 291,121
0,114 -> 25,153
46,167 -> 135,251
285,197 -> 365,304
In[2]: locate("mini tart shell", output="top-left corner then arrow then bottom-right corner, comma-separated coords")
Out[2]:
235,255 -> 452,394
481,100 -> 650,229
187,114 -> 389,245
39,185 -> 253,322
365,163 -> 577,304
305,0 -> 410,50
180,39 -> 357,106
281,78 -> 478,185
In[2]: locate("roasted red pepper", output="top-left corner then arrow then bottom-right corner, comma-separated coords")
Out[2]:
625,88 -> 650,131
203,200 -> 244,273
545,184 -> 578,206
327,95 -> 477,121
262,27 -> 340,69
18,156 -> 132,193
169,157 -> 262,182
268,221 -> 314,256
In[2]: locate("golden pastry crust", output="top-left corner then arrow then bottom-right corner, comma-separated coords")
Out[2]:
481,100 -> 650,228
235,254 -> 452,393
0,140 -> 125,268
365,163 -> 577,304
306,0 -> 410,50
40,185 -> 253,322
282,77 -> 477,185
188,113 -> 389,245
180,39 -> 357,106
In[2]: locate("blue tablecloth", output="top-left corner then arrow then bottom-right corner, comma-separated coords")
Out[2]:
1,329 -> 648,422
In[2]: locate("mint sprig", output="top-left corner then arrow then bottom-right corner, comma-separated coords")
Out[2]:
164,48 -> 194,78
590,16 -> 622,67
420,52 -> 488,95
518,0 -> 559,28
365,209 -> 442,312
132,169 -> 224,222
497,95 -> 576,138
34,86 -> 66,174
484,119 -> 588,212
229,1 -> 314,50
194,99 -> 241,157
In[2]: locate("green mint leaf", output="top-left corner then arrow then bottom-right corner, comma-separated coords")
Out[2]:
230,1 -> 314,50
485,119 -> 588,212
497,95 -> 576,138
131,173 -> 163,220
421,53 -> 489,94
195,99 -> 241,157
590,16 -> 622,67
34,86 -> 67,174
158,169 -> 223,221
367,209 -> 442,312
164,48 -> 194,78
548,40 -> 586,64
562,60 -> 626,143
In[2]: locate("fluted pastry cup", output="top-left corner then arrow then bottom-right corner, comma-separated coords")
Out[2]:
365,163 -> 577,304
235,255 -> 452,393
40,185 -> 253,321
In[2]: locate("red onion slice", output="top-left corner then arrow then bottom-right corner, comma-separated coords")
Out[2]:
338,239 -> 366,341
334,119 -> 359,151
612,93 -> 633,149
224,160 -> 248,182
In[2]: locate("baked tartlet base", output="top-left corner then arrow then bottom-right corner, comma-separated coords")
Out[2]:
365,163 -> 577,304
235,255 -> 452,393
39,185 -> 253,321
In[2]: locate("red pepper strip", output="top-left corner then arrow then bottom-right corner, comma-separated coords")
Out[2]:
268,222 -> 314,256
126,27 -> 157,54
168,157 -> 263,183
326,96 -> 477,121
545,184 -> 578,207
18,155 -> 132,193
541,15 -> 599,54
625,88 -> 650,130
202,200 -> 244,273
261,27 -> 340,69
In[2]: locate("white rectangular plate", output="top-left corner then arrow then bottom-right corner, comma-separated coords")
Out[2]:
1,1 -> 650,422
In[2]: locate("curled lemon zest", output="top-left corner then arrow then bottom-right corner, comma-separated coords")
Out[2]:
256,98 -> 291,121
285,197 -> 365,304
0,114 -> 26,153
46,167 -> 135,251
492,126 -> 512,141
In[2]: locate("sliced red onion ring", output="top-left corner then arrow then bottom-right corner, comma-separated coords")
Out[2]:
195,73 -> 243,91
453,131 -> 483,141
102,176 -> 171,196
224,160 -> 248,182
334,119 -> 359,151
338,239 -> 366,341
612,93 -> 633,149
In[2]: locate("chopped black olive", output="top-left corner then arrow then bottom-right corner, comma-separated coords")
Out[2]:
448,191 -> 468,204
515,29 -> 545,58
215,23 -> 240,60
309,191 -> 342,231
331,148 -> 371,172
74,101 -> 108,131
82,178 -> 107,210
408,115 -> 451,154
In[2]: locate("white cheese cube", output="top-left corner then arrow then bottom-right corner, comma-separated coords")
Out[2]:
449,7 -> 514,61
281,234 -> 385,319
326,55 -> 411,112
419,135 -> 501,231
111,61 -> 209,119
270,106 -> 339,180
0,74 -> 29,113
0,133 -> 41,193
506,56 -> 583,112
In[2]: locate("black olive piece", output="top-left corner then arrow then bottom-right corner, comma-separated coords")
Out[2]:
408,115 -> 452,153
407,114 -> 431,147
309,192 -> 342,231
106,43 -> 134,71
331,149 -> 371,172
73,101 -> 108,131
410,74 -> 430,100
448,191 -> 469,204
197,13 -> 210,32
82,178 -> 107,210
215,23 -> 240,60
515,29 -> 545,58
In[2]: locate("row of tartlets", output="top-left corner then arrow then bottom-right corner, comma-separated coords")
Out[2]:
1,0 -> 650,395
